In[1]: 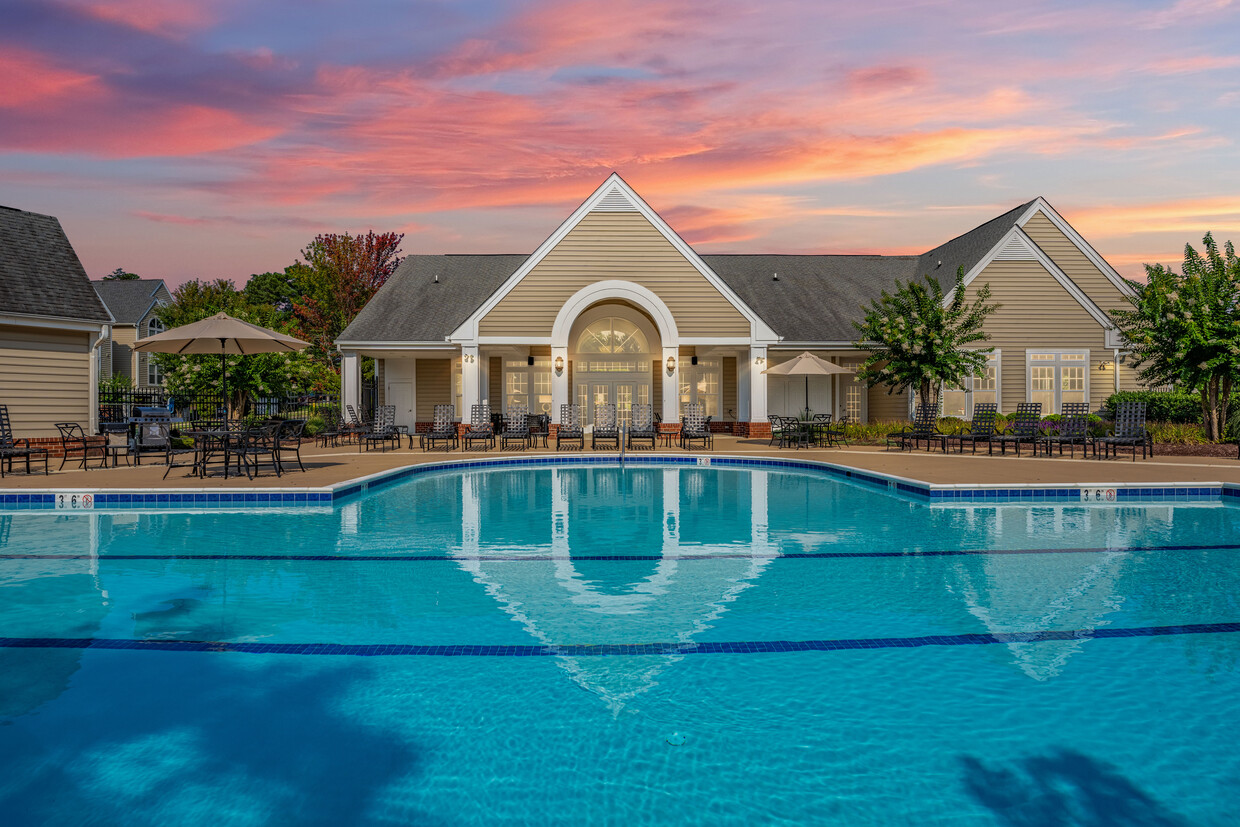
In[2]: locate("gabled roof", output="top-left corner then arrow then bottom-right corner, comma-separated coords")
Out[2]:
0,205 -> 110,323
92,278 -> 168,325
916,199 -> 1037,281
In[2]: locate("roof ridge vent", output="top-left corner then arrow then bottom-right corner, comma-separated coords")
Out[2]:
994,233 -> 1036,261
591,185 -> 638,212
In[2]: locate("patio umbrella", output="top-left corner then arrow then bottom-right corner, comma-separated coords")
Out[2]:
762,351 -> 855,414
132,312 -> 310,418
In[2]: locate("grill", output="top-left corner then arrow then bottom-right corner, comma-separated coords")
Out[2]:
130,406 -> 178,452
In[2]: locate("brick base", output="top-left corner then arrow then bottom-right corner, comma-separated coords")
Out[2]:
736,421 -> 772,439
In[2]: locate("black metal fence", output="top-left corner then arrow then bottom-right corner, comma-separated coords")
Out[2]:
99,389 -> 346,424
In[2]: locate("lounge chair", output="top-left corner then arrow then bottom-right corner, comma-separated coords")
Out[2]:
360,405 -> 400,452
421,404 -> 458,451
991,403 -> 1042,456
500,404 -> 530,451
887,404 -> 943,452
315,406 -> 345,448
592,403 -> 620,450
1095,400 -> 1151,461
462,404 -> 494,451
681,402 -> 713,451
1040,402 -> 1093,458
0,405 -> 48,477
275,419 -> 307,472
942,403 -> 999,454
627,404 -> 657,450
55,422 -> 105,470
557,404 -> 584,451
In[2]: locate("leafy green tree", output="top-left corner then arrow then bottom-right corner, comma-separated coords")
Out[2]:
242,263 -> 314,314
852,266 -> 1000,411
1111,232 -> 1240,441
103,267 -> 140,280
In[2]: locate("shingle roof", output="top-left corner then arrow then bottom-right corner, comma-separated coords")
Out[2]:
340,254 -> 528,342
0,205 -> 111,323
92,279 -> 166,325
337,201 -> 1037,345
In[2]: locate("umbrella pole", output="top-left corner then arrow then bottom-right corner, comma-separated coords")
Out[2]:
805,376 -> 810,417
219,339 -> 227,423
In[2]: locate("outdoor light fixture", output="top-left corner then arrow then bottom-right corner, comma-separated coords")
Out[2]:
755,356 -> 765,365
1098,360 -> 1113,371
554,356 -> 564,373
666,355 -> 676,373
527,355 -> 535,366
691,355 -> 698,366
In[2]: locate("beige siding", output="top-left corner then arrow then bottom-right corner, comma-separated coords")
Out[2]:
488,356 -> 502,406
968,260 -> 1117,411
479,211 -> 750,338
868,385 -> 909,421
0,325 -> 92,438
1022,211 -> 1130,316
415,359 -> 451,420
722,357 -> 737,421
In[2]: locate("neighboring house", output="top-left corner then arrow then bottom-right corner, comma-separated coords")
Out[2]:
92,279 -> 173,388
0,205 -> 112,438
337,174 -> 1141,435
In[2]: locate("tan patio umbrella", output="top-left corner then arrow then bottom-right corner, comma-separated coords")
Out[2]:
762,351 -> 855,414
132,312 -> 310,417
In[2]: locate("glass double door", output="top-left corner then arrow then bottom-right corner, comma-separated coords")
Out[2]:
575,378 -> 650,427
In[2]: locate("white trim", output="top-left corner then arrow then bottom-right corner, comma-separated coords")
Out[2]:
449,173 -> 778,345
772,341 -> 863,350
951,226 -> 1115,329
551,280 -> 679,349
939,349 -> 1002,417
0,312 -> 110,332
336,341 -> 461,351
1025,348 -> 1090,414
1019,199 -> 1137,298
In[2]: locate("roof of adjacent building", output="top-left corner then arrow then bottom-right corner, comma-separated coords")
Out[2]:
340,200 -> 1040,345
92,278 -> 169,325
0,205 -> 111,323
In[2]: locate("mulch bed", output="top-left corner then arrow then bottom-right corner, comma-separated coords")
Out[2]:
1153,443 -> 1237,458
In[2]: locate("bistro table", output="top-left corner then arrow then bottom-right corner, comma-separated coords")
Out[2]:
184,427 -> 243,478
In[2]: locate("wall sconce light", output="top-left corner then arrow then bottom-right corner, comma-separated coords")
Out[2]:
527,355 -> 535,366
1097,360 -> 1113,371
554,356 -> 564,373
666,355 -> 676,373
463,353 -> 475,364
690,355 -> 698,366
755,356 -> 765,366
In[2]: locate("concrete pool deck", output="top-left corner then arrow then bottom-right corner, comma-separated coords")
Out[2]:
2,436 -> 1239,491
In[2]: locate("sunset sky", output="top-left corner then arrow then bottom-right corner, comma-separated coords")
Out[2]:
2,0 -> 1238,286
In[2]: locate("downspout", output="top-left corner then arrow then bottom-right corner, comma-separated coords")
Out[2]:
89,325 -> 109,434
1113,348 -> 1121,395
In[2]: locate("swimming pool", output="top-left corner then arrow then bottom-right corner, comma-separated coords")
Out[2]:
2,463 -> 1239,825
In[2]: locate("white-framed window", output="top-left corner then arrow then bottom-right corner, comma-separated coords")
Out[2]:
679,358 -> 721,418
941,351 -> 1001,418
838,359 -> 868,423
145,317 -> 166,385
1026,350 -> 1088,414
504,359 -> 552,415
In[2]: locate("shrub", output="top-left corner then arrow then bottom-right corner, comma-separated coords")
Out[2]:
1103,390 -> 1234,424
304,414 -> 325,437
1146,422 -> 1209,444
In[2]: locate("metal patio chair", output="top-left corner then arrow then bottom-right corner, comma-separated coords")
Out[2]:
681,402 -> 713,451
627,404 -> 657,450
557,404 -> 584,451
1040,402 -> 1094,458
462,404 -> 494,451
501,404 -> 530,451
421,404 -> 459,451
942,403 -> 999,454
992,403 -> 1043,456
1095,400 -> 1151,461
0,405 -> 48,477
592,403 -> 620,450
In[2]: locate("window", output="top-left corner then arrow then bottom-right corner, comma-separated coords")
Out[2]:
576,318 -> 648,355
144,318 -> 166,386
1026,351 -> 1088,414
941,352 -> 1001,418
504,358 -> 552,415
840,360 -> 867,422
679,359 -> 721,418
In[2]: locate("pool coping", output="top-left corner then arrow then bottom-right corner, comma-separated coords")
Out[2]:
2,453 -> 1237,511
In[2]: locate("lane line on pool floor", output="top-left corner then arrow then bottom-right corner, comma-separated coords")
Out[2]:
4,543 -> 1240,563
2,622 -> 1237,658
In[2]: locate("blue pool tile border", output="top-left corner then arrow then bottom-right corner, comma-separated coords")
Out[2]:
2,621 -> 1237,658
4,453 -> 1238,510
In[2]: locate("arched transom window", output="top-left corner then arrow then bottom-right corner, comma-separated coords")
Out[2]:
147,317 -> 166,337
575,317 -> 649,355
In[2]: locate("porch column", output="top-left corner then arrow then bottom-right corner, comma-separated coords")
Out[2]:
737,348 -> 751,423
341,350 -> 361,415
748,346 -> 768,434
461,346 -> 481,422
551,345 -> 569,423
661,345 -> 680,426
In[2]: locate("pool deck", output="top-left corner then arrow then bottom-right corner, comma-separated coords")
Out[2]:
3,436 -> 1239,491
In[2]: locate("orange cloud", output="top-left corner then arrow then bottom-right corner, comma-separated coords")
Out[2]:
1068,197 -> 1240,238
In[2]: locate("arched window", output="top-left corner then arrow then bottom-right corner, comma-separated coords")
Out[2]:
147,317 -> 165,337
575,317 -> 649,355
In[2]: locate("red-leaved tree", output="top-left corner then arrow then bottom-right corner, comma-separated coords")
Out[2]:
293,231 -> 403,367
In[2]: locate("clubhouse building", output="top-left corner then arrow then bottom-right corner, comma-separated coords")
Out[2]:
338,174 -> 1139,436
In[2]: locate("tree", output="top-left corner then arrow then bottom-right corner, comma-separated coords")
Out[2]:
293,231 -> 403,366
1110,232 -> 1240,441
104,267 -> 140,280
242,263 -> 314,314
852,266 -> 1001,411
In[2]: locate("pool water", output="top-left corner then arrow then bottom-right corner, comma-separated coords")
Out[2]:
2,464 -> 1239,825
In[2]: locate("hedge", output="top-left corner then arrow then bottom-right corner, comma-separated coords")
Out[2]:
1102,390 -> 1234,424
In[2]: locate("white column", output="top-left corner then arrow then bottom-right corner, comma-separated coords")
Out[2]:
749,346 -> 768,423
461,346 -> 481,422
737,348 -> 751,422
551,346 -> 568,423
661,346 -> 679,425
340,350 -> 361,415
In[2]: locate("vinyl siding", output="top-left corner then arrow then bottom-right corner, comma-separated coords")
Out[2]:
722,357 -> 737,421
488,356 -> 502,407
415,359 -> 451,420
968,260 -> 1116,411
1022,211 -> 1130,315
479,211 -> 751,338
868,385 -> 908,421
0,324 -> 92,438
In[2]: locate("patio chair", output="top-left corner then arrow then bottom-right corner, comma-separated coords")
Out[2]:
274,418 -> 307,472
344,404 -> 366,444
592,403 -> 620,450
1040,402 -> 1093,458
767,414 -> 785,446
1095,400 -> 1151,461
991,403 -> 1043,456
887,404 -> 943,452
462,404 -> 494,451
829,415 -> 851,446
360,405 -> 400,452
234,422 -> 282,478
528,413 -> 550,449
150,422 -> 198,480
0,405 -> 48,477
774,415 -> 808,449
811,413 -> 834,447
557,404 -> 584,451
681,402 -> 713,451
315,406 -> 344,448
55,422 -> 105,470
627,404 -> 657,450
98,422 -> 133,468
421,404 -> 458,452
500,404 -> 530,451
942,403 -> 999,454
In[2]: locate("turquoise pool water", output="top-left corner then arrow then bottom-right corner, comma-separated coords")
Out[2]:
2,464 -> 1239,825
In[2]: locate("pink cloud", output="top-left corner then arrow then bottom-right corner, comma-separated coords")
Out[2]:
0,48 -> 101,109
70,0 -> 215,37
